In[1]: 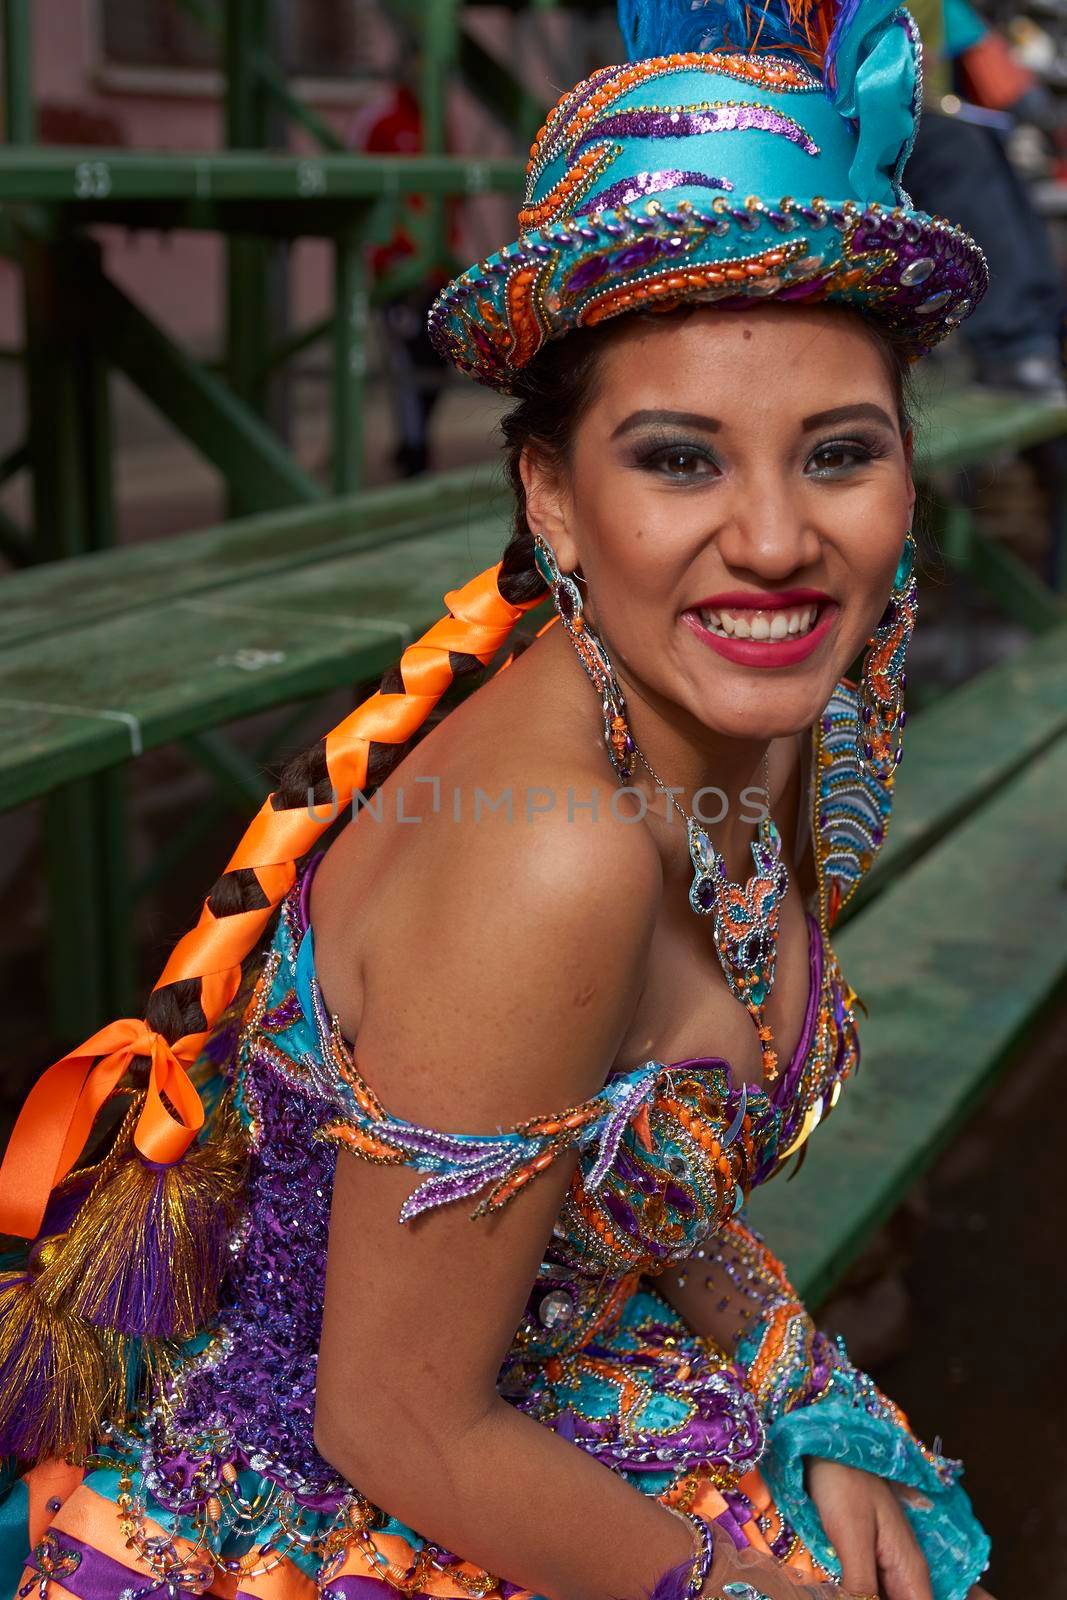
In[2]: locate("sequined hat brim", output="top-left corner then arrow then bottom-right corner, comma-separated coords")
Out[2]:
428,192 -> 988,394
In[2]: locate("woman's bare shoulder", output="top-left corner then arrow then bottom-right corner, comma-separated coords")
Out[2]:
343,740 -> 664,1131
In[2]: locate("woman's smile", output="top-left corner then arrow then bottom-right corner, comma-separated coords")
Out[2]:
682,586 -> 839,668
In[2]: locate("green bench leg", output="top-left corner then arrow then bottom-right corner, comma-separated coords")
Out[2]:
45,769 -> 133,1041
3,0 -> 34,145
1028,437 -> 1067,598
939,482 -> 1066,636
22,231 -> 116,560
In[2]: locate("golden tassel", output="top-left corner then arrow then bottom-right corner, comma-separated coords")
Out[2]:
0,1246 -> 120,1461
39,1095 -> 248,1342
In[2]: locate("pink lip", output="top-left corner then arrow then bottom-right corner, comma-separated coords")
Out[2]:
691,587 -> 833,610
683,600 -> 839,667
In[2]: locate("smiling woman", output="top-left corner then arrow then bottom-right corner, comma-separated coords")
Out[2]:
0,4 -> 998,1600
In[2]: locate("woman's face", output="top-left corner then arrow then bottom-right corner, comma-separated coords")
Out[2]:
524,305 -> 915,745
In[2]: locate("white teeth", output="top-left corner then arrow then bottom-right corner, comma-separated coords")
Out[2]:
697,603 -> 822,641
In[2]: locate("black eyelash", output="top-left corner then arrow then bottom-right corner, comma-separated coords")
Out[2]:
808,433 -> 890,472
632,437 -> 719,475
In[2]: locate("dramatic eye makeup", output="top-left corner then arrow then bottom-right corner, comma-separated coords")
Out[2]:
805,432 -> 891,478
628,434 -> 722,480
609,401 -> 899,482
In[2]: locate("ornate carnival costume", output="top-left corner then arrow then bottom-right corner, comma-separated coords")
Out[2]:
0,2 -> 991,1598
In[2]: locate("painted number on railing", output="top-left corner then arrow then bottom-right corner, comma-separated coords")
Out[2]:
74,161 -> 112,199
297,160 -> 327,197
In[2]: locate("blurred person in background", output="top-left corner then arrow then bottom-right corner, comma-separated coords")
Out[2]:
349,34 -> 454,477
906,0 -> 1067,399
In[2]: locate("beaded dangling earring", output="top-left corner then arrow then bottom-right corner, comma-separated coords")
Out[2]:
858,529 -> 918,783
532,534 -> 635,781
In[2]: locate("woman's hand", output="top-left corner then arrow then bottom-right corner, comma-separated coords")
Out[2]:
806,1458 -> 932,1600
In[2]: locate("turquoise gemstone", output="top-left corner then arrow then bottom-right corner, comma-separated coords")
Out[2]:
750,979 -> 766,1004
533,544 -> 555,586
893,536 -> 914,590
732,1184 -> 745,1214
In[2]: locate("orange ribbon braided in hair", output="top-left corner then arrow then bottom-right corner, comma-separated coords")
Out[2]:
0,563 -> 544,1241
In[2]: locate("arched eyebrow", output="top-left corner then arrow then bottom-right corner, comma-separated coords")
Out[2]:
610,409 -> 722,439
610,403 -> 898,440
802,404 -> 896,431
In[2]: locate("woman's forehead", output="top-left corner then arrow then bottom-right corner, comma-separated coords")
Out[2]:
586,307 -> 896,424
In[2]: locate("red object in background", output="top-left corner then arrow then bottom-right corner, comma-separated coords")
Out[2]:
350,83 -> 457,285
957,33 -> 1036,111
351,84 -> 428,283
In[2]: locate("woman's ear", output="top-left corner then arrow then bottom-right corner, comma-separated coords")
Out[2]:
519,444 -> 580,572
902,425 -> 917,523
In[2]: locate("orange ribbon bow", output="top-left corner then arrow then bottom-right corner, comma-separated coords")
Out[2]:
0,1019 -> 209,1241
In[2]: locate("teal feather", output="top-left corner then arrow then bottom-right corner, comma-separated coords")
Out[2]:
616,0 -> 881,91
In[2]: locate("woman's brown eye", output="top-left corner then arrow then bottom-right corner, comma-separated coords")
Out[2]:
656,449 -> 713,476
809,439 -> 877,476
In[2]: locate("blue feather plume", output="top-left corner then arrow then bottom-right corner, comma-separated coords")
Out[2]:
617,0 -> 792,59
616,0 -> 859,86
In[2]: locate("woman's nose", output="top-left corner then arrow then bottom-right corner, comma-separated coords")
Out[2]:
712,498 -> 822,582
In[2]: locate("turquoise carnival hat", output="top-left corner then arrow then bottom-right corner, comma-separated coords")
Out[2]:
428,0 -> 988,389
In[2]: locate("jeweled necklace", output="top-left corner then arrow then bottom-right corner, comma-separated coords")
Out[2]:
632,744 -> 789,1084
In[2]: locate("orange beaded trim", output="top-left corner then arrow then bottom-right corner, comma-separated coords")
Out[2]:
519,142 -> 618,230
577,239 -> 805,326
702,50 -> 822,90
504,258 -> 554,367
527,53 -> 725,181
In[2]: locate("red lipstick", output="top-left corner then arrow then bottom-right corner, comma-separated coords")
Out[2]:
691,587 -> 833,610
683,594 -> 839,668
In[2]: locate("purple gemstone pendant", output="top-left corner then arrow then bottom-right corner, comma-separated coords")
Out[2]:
687,814 -> 789,1083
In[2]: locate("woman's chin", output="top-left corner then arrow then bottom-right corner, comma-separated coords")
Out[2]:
684,665 -> 854,741
677,609 -> 859,735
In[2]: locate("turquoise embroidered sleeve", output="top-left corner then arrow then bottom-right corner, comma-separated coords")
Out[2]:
729,1218 -> 990,1600
759,1388 -> 991,1600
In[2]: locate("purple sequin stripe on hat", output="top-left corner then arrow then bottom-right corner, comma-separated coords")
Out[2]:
573,106 -> 820,158
580,167 -> 734,214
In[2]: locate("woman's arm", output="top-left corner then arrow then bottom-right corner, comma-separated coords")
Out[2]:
658,1218 -> 990,1600
317,1151 -> 699,1600
313,799 -> 706,1600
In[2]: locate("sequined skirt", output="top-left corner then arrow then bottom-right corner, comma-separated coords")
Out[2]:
4,1289 -> 837,1600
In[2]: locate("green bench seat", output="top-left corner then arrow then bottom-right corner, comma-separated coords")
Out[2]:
0,464 -> 507,653
0,469 -> 511,809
